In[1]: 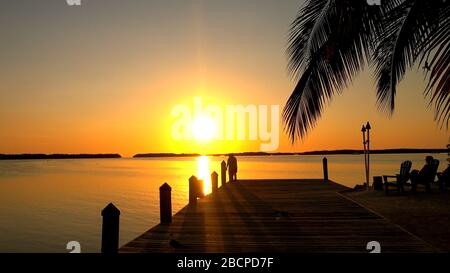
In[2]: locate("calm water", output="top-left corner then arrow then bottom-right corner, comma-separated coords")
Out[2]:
0,153 -> 447,253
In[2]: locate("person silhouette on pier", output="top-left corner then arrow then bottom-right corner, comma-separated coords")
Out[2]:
227,154 -> 238,182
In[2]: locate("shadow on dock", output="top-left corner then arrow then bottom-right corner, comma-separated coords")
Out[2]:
119,179 -> 434,253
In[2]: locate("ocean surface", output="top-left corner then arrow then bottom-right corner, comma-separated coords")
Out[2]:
0,153 -> 447,253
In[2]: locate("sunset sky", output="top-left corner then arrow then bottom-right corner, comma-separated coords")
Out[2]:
0,0 -> 447,157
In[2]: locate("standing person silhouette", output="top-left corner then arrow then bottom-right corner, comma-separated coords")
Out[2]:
227,154 -> 238,182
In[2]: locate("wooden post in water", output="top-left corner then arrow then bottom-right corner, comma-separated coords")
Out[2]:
221,160 -> 227,186
211,171 -> 218,192
159,183 -> 172,224
189,175 -> 198,204
101,203 -> 120,254
323,157 -> 328,182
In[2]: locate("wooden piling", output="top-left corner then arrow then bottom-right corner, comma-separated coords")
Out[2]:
197,179 -> 205,198
211,171 -> 218,192
101,203 -> 120,254
189,175 -> 198,204
159,183 -> 172,224
323,157 -> 328,182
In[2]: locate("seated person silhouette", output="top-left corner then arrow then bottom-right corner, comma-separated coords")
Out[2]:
227,154 -> 238,182
410,156 -> 435,193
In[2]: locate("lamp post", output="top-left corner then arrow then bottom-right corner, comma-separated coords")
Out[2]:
361,122 -> 372,191
361,125 -> 368,190
365,122 -> 371,191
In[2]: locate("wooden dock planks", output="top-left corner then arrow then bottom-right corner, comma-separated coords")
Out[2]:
120,179 -> 433,253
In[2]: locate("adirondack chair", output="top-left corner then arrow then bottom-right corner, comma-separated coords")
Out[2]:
436,165 -> 449,192
411,159 -> 440,193
383,160 -> 412,195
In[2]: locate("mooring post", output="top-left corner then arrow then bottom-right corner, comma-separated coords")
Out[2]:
101,203 -> 120,254
197,179 -> 205,198
189,175 -> 198,204
159,183 -> 172,224
211,171 -> 218,192
323,157 -> 328,182
221,160 -> 227,186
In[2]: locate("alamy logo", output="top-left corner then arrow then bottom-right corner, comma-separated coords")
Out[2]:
171,97 -> 280,151
66,0 -> 81,6
367,0 -> 381,5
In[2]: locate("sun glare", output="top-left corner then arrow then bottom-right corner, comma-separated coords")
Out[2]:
192,116 -> 216,142
197,155 -> 211,195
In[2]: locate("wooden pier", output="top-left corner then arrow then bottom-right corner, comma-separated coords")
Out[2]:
118,178 -> 433,253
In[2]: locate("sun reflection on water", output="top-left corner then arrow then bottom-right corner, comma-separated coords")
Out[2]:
197,156 -> 211,195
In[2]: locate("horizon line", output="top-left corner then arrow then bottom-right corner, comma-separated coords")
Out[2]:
1,147 -> 448,160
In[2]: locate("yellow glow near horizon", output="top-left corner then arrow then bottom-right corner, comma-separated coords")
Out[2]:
0,1 -> 448,156
197,155 -> 211,195
192,115 -> 217,142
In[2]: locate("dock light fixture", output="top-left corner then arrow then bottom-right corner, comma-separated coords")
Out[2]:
362,122 -> 372,191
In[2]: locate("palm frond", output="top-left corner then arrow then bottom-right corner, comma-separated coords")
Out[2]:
286,0 -> 329,78
284,0 -> 385,141
285,0 -> 449,142
374,0 -> 448,115
420,4 -> 450,128
425,40 -> 450,128
373,0 -> 416,113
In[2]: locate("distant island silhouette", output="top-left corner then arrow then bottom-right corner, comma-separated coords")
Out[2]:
0,149 -> 446,160
0,154 -> 121,160
134,148 -> 447,158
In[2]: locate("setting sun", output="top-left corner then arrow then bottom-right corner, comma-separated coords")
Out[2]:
191,116 -> 217,142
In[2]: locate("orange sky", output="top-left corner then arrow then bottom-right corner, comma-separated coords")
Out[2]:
0,0 -> 447,157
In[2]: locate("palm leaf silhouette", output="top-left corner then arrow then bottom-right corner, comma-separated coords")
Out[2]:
285,0 -> 449,142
